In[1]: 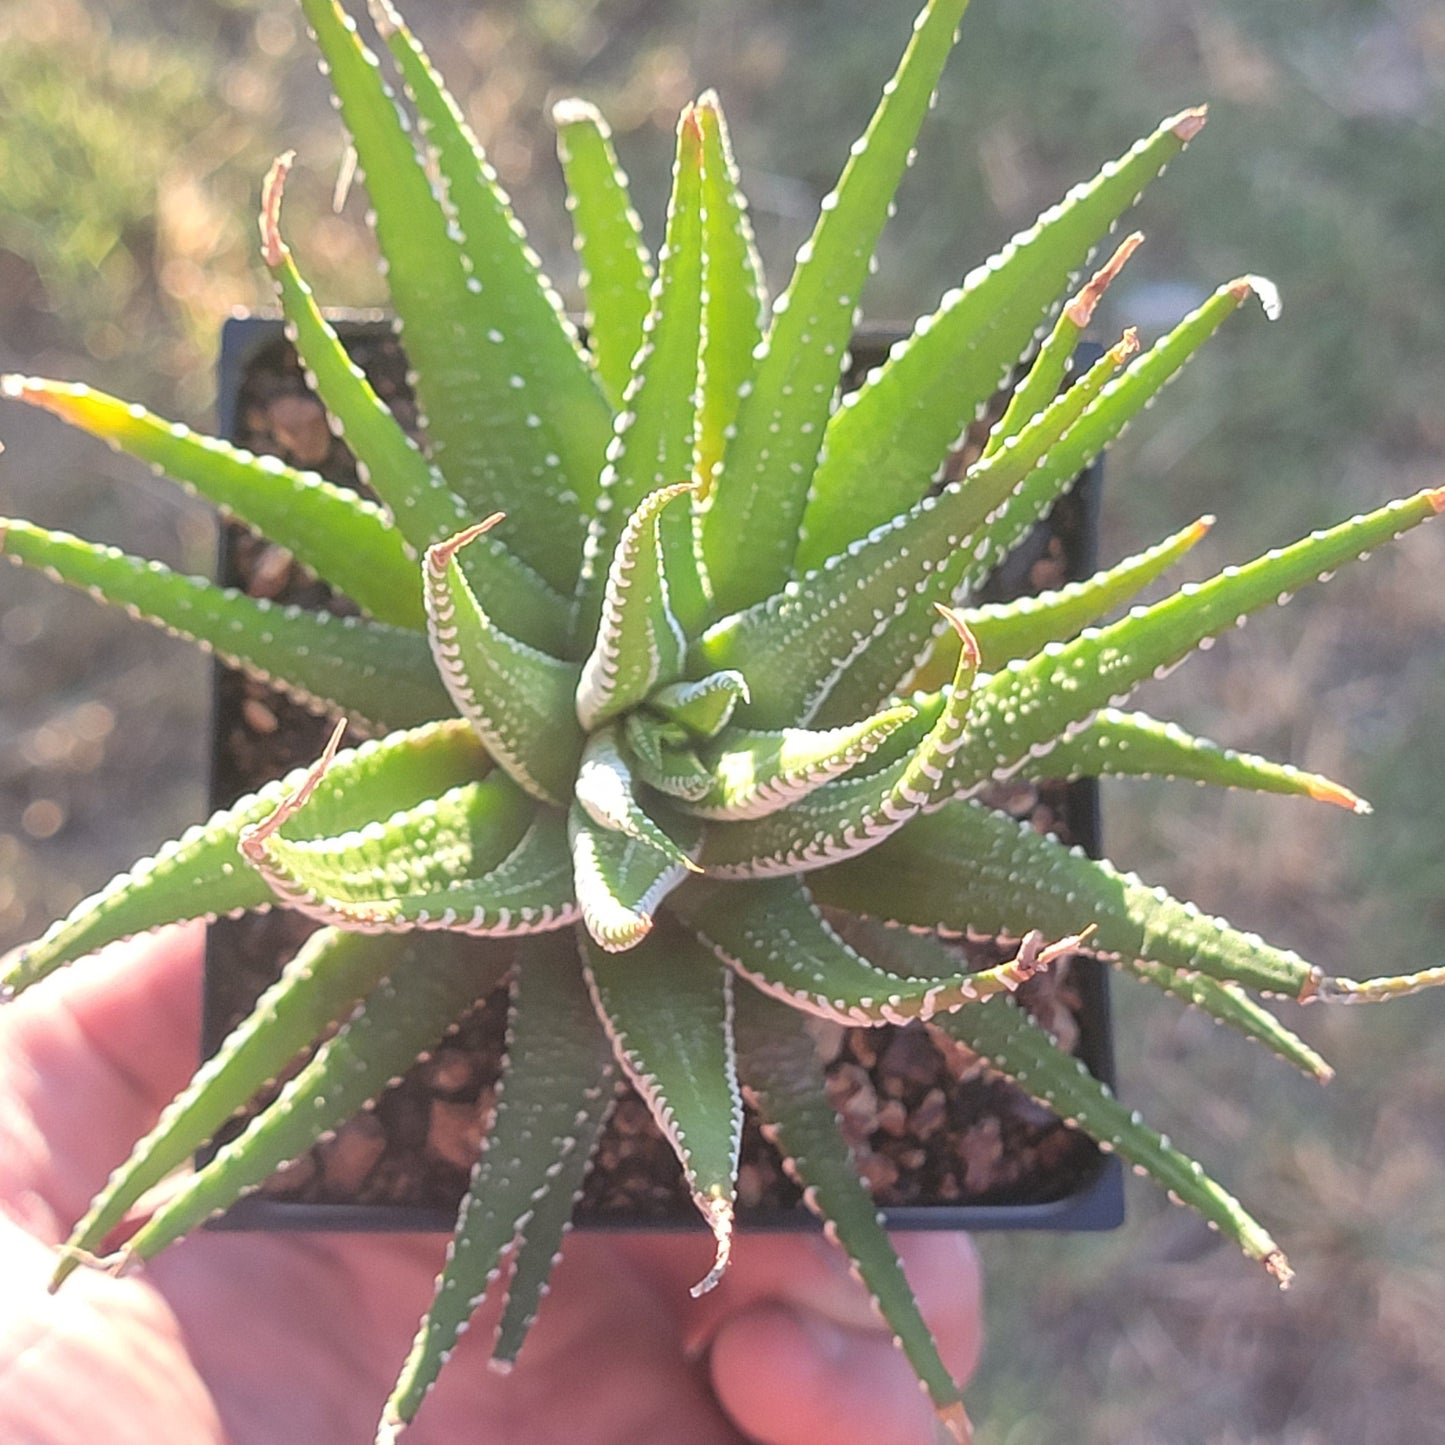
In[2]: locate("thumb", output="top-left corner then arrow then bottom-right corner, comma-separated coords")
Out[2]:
0,922 -> 205,1238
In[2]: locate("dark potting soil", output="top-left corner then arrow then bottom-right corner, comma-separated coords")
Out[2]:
200,321 -> 1105,1224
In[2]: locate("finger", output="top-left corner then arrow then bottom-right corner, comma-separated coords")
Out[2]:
892,1233 -> 985,1385
710,1301 -> 952,1445
705,1233 -> 982,1445
0,1212 -> 226,1445
613,1230 -> 898,1350
615,1227 -> 982,1375
0,922 -> 205,1236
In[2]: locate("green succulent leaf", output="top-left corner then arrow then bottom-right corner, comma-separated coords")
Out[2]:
622,713 -> 714,801
676,876 -> 1069,1024
0,718 -> 486,996
1117,959 -> 1333,1081
1027,707 -> 1368,812
242,739 -> 577,937
733,985 -> 971,1439
576,111 -> 708,641
914,515 -> 1213,685
259,158 -> 570,654
698,610 -> 978,876
257,156 -> 465,546
821,281 -> 1273,726
424,518 -> 585,804
117,932 -> 513,1266
875,687 -> 1368,818
54,926 -> 410,1286
383,932 -> 615,1431
941,486 -> 1445,798
0,517 -> 452,731
3,376 -> 422,630
301,0 -> 607,592
961,278 -> 1280,594
699,334 -> 1128,730
490,1054 -> 616,1370
694,93 -> 767,494
806,333 -> 1137,727
648,670 -> 750,739
582,925 -> 742,1296
568,803 -> 701,952
552,97 -> 655,408
980,231 -> 1145,462
810,796 -> 1322,998
795,112 -> 1202,571
368,0 -> 611,519
702,0 -> 973,614
5,372 -> 421,632
929,993 -> 1291,1284
574,725 -> 701,874
576,483 -> 696,730
680,701 -> 918,822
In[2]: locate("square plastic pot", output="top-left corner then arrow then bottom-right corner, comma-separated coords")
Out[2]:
200,314 -> 1124,1238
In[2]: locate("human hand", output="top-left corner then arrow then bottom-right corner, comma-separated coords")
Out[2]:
0,924 -> 982,1444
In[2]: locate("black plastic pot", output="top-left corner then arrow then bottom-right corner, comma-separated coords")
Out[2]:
201,314 -> 1124,1236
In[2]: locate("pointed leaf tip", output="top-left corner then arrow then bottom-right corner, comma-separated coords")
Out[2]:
1064,231 -> 1144,328
933,604 -> 981,670
239,717 -> 348,864
259,151 -> 298,268
1230,275 -> 1282,321
1111,327 -> 1141,366
689,1192 -> 735,1297
1306,777 -> 1370,813
365,0 -> 401,40
1308,963 -> 1445,1004
1168,104 -> 1209,141
938,1400 -> 975,1444
552,95 -> 604,127
1021,925 -> 1097,974
425,512 -> 507,571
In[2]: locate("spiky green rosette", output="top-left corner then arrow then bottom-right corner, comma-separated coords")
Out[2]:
4,0 -> 1444,1438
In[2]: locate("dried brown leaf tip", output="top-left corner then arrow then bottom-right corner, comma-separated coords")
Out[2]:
239,716 -> 347,865
1064,231 -> 1144,328
1169,104 -> 1209,142
259,151 -> 297,269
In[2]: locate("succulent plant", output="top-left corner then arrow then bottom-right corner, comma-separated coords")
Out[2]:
4,0 -> 1445,1438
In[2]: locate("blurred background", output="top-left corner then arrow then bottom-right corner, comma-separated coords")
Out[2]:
2,0 -> 1443,1439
